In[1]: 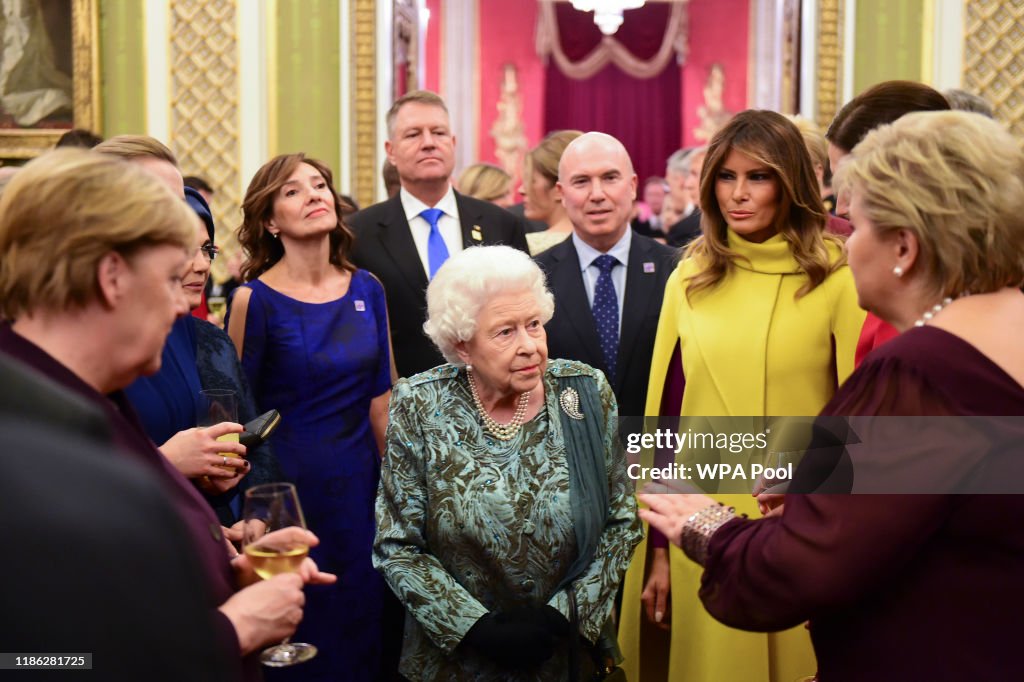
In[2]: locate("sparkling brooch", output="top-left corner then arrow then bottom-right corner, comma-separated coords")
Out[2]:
559,387 -> 584,420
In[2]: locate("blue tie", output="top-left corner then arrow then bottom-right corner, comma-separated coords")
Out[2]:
420,208 -> 449,279
591,254 -> 619,380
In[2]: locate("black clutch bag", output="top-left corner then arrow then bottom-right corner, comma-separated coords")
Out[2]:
239,409 -> 280,448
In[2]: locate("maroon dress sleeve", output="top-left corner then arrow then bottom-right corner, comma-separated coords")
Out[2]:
700,493 -> 951,631
696,332 -> 958,629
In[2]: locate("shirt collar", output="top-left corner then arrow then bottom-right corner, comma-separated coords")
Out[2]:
400,185 -> 458,222
572,228 -> 632,271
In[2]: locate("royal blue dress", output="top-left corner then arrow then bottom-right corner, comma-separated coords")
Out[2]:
237,270 -> 392,682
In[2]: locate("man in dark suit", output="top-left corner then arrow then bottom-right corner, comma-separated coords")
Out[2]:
666,146 -> 707,248
350,90 -> 528,378
630,175 -> 669,239
536,132 -> 676,416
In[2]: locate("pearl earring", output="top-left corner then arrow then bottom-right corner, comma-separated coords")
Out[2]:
893,266 -> 904,277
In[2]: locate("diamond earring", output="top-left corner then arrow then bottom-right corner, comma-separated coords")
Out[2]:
893,266 -> 904,277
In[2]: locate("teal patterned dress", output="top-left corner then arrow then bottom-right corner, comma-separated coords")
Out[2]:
373,360 -> 641,681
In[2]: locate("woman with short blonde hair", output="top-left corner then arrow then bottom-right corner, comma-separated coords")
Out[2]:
458,163 -> 514,207
837,110 -> 1024,303
0,149 -> 331,682
0,149 -> 192,317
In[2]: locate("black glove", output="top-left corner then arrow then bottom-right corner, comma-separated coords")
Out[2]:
462,606 -> 571,669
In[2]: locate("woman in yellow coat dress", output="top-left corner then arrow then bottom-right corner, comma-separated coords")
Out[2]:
619,110 -> 866,682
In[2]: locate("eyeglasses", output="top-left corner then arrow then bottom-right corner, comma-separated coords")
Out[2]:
197,244 -> 220,262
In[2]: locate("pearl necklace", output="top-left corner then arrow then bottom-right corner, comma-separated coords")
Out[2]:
913,297 -> 954,327
466,368 -> 531,441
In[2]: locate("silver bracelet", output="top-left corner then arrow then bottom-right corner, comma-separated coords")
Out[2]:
681,503 -> 737,566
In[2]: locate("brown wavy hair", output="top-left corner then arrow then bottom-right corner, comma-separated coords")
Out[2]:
238,153 -> 355,282
825,80 -> 949,154
685,109 -> 843,300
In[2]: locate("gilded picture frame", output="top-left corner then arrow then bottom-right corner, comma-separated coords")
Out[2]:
0,0 -> 101,160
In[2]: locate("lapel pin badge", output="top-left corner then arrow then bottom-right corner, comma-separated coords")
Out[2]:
643,262 -> 655,273
354,300 -> 366,312
471,225 -> 483,241
559,387 -> 585,420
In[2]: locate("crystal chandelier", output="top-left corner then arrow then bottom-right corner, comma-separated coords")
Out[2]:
570,0 -> 646,36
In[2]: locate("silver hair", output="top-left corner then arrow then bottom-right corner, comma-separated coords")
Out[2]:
943,89 -> 994,118
423,245 -> 555,364
666,146 -> 708,177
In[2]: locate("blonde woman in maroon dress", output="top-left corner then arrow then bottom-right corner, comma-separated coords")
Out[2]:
640,111 -> 1024,681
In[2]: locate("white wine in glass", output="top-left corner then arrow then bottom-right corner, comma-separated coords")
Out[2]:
241,482 -> 316,667
207,296 -> 227,320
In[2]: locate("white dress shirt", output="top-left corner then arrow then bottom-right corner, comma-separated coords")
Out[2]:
400,186 -> 464,278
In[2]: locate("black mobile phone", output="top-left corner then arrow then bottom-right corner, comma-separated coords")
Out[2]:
239,409 -> 281,448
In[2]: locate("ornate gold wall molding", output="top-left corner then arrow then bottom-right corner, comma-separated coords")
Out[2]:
170,0 -> 240,262
351,0 -> 377,209
73,0 -> 101,133
964,1 -> 1024,138
815,0 -> 843,131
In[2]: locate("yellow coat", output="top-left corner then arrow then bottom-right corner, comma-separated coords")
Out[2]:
620,231 -> 866,682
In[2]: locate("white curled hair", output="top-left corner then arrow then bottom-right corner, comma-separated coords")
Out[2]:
424,245 -> 555,364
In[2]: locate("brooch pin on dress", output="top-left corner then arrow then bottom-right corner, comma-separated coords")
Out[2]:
559,387 -> 584,420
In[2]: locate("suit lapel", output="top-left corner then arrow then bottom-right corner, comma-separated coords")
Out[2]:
375,195 -> 428,294
550,240 -> 605,366
618,236 -> 662,374
453,191 -> 487,247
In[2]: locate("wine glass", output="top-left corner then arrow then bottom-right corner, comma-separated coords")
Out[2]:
207,296 -> 227,320
241,482 -> 317,667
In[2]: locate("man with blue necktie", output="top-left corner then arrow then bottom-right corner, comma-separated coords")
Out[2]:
350,90 -> 528,378
535,132 -> 676,417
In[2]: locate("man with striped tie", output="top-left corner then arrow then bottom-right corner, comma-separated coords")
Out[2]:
350,90 -> 528,379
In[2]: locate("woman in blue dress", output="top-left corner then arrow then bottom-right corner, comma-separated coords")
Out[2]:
228,153 -> 393,681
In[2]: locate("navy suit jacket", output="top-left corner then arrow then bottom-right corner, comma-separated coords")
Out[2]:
349,191 -> 529,378
535,232 -> 677,416
666,209 -> 703,248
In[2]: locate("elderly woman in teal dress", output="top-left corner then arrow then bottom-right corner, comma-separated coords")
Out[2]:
373,245 -> 641,681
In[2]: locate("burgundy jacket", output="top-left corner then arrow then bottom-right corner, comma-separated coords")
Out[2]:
0,324 -> 254,682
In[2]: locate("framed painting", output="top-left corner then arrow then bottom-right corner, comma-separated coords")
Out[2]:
0,0 -> 100,160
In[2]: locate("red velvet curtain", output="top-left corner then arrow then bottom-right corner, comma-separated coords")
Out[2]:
543,3 -> 681,185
